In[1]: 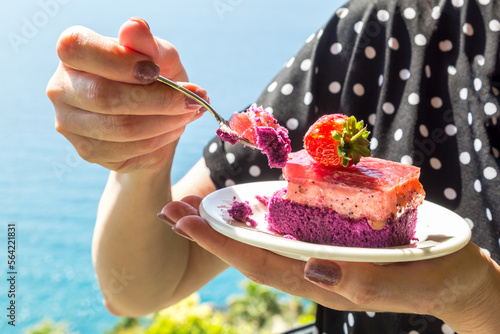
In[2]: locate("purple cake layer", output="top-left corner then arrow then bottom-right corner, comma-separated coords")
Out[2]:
267,189 -> 418,248
255,126 -> 291,168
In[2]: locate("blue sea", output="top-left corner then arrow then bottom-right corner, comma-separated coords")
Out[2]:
0,1 -> 342,333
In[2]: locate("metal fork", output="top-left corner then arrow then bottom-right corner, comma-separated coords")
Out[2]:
156,75 -> 257,149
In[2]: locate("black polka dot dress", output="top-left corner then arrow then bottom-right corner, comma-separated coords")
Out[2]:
204,0 -> 500,333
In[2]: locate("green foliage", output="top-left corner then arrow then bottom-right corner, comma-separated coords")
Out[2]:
144,294 -> 251,334
25,318 -> 76,334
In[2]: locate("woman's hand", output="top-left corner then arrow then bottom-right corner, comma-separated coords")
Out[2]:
160,197 -> 500,334
47,18 -> 208,173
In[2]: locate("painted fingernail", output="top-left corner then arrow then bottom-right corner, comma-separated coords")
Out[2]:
157,213 -> 175,227
304,260 -> 342,286
172,226 -> 194,242
134,61 -> 160,83
129,17 -> 150,30
185,88 -> 208,110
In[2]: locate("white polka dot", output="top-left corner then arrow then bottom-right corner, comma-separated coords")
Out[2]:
475,54 -> 485,66
415,34 -> 427,46
378,74 -> 384,86
226,152 -> 236,164
304,92 -> 313,106
459,151 -> 471,164
431,6 -> 441,19
306,33 -> 315,43
445,124 -> 457,136
249,165 -> 261,177
465,218 -> 474,229
286,118 -> 299,130
431,97 -> 443,108
478,0 -> 490,4
206,166 -> 211,176
474,138 -> 482,152
330,43 -> 342,55
486,208 -> 493,221
448,65 -> 457,75
368,113 -> 376,126
404,7 -> 416,19
281,83 -> 294,95
468,112 -> 473,125
489,19 -> 500,32
408,93 -> 420,105
329,81 -> 342,94
267,81 -> 278,92
474,78 -> 482,91
370,137 -> 379,150
463,23 -> 474,36
484,166 -> 498,180
382,102 -> 395,114
430,157 -> 442,169
317,29 -> 324,39
425,65 -> 431,78
409,331 -> 419,334
452,0 -> 464,7
401,155 -> 413,165
442,323 -> 455,334
460,88 -> 468,100
365,46 -> 376,59
484,102 -> 497,115
400,69 -> 411,80
366,312 -> 376,318
388,37 -> 400,50
354,21 -> 364,34
377,10 -> 390,22
348,313 -> 355,326
353,83 -> 365,96
444,188 -> 457,200
209,142 -> 218,153
439,40 -> 453,52
225,179 -> 235,187
285,57 -> 295,68
394,128 -> 403,141
336,7 -> 349,19
419,124 -> 429,137
265,106 -> 273,114
300,59 -> 312,71
492,147 -> 499,158
474,179 -> 482,192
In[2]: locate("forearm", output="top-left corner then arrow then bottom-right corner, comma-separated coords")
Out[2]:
92,163 -> 190,316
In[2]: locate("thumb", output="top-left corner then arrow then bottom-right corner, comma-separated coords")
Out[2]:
118,18 -> 160,61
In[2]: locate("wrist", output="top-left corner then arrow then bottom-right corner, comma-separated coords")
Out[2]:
436,247 -> 500,333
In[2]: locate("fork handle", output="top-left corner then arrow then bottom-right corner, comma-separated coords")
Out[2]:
156,75 -> 226,124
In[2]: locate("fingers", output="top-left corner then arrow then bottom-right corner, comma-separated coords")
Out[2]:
118,18 -> 160,61
57,25 -> 159,84
304,258 -> 438,314
55,104 -> 201,142
59,126 -> 185,166
49,63 -> 207,116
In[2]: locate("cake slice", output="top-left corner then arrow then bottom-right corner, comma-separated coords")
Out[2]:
216,104 -> 291,168
266,149 -> 425,247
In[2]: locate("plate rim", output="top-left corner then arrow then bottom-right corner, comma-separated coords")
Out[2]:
200,180 -> 472,262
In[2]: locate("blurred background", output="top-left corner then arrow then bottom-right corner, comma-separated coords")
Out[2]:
0,0 -> 342,332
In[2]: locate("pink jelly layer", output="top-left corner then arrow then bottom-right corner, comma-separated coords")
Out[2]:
267,188 -> 418,247
216,105 -> 291,168
283,150 -> 425,229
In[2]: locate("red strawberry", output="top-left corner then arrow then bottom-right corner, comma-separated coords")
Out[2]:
304,114 -> 371,167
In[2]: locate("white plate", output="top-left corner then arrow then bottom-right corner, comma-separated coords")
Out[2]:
199,181 -> 471,263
